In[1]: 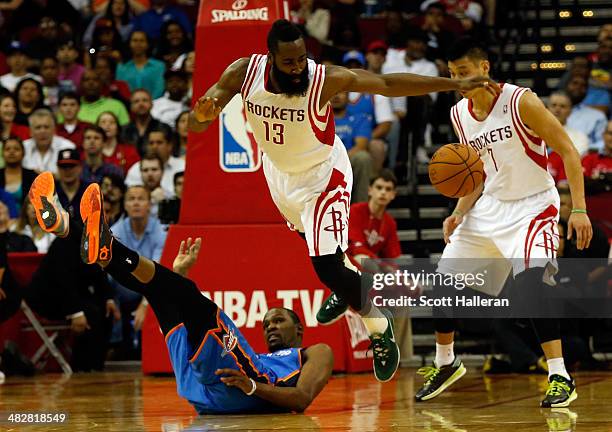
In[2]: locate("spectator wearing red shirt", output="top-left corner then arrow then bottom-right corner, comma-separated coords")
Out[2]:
0,94 -> 30,142
96,111 -> 139,175
56,92 -> 92,152
582,120 -> 612,179
348,169 -> 401,269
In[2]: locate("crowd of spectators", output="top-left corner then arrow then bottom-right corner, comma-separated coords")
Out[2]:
0,0 -> 193,370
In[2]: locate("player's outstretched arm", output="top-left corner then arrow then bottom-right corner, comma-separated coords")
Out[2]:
216,343 -> 333,412
518,91 -> 593,250
324,66 -> 500,100
188,58 -> 250,133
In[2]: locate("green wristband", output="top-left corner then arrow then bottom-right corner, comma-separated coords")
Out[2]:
452,210 -> 464,217
570,209 -> 587,214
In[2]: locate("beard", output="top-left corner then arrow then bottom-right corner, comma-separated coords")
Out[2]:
271,62 -> 310,97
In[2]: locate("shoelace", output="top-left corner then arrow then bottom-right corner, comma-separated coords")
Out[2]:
546,379 -> 570,396
369,334 -> 390,361
417,366 -> 441,384
327,294 -> 341,309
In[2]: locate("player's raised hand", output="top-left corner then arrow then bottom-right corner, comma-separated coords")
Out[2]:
443,213 -> 463,244
193,96 -> 222,123
173,237 -> 202,275
458,77 -> 501,98
567,212 -> 593,250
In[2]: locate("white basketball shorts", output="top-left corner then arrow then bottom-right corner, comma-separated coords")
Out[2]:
437,187 -> 560,296
263,137 -> 353,256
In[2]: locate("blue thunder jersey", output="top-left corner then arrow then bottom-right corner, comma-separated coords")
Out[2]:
166,309 -> 303,414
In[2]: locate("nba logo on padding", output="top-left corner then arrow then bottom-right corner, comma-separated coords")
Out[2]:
219,94 -> 261,172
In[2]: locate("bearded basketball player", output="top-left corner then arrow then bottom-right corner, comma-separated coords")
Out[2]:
189,19 -> 500,382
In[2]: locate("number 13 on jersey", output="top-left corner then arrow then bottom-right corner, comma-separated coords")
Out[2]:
263,120 -> 285,145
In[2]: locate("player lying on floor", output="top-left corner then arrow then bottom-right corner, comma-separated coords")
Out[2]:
28,171 -> 334,414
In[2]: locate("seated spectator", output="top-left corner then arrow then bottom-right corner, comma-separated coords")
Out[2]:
78,69 -> 130,126
93,56 -> 131,108
174,170 -> 183,199
347,170 -> 401,269
23,109 -> 76,175
110,184 -> 167,359
582,120 -> 612,181
565,74 -> 607,151
175,110 -> 189,157
343,50 -> 393,175
131,0 -> 192,41
14,78 -> 48,126
125,128 -> 185,196
56,149 -> 89,217
421,0 -> 483,33
40,56 -> 62,111
121,89 -> 173,156
93,0 -> 147,16
138,153 -> 169,217
86,18 -> 125,68
0,137 -> 37,212
559,56 -> 610,117
24,16 -> 62,65
155,20 -> 193,68
290,0 -> 331,45
97,112 -> 140,174
587,38 -> 612,116
56,40 -> 85,92
56,92 -> 91,151
117,31 -> 166,99
101,173 -> 126,225
84,0 -> 135,48
547,91 -> 590,183
0,201 -> 36,252
175,50 -> 194,100
81,126 -> 125,184
11,197 -> 54,253
0,95 -> 30,142
151,70 -> 190,128
332,91 -> 373,203
410,2 -> 457,62
0,211 -> 24,329
24,212 -> 118,371
0,42 -> 42,93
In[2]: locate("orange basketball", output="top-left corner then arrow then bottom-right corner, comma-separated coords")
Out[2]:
428,143 -> 484,198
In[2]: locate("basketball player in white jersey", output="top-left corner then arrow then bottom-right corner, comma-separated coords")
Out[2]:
414,38 -> 592,407
189,20 -> 499,383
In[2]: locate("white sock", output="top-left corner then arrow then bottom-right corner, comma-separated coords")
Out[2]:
435,342 -> 454,367
547,357 -> 570,380
361,305 -> 388,335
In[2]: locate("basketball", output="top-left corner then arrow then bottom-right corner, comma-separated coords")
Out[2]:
428,144 -> 484,198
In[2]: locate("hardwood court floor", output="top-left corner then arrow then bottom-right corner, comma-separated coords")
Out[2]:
1,369 -> 611,431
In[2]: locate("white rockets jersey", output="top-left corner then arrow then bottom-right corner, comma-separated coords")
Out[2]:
241,55 -> 336,173
450,83 -> 555,201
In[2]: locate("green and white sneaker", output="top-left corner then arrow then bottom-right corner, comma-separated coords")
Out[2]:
415,357 -> 466,401
316,293 -> 349,325
370,308 -> 400,382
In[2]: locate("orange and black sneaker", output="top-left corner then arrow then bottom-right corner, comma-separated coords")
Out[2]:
28,171 -> 69,237
80,183 -> 112,265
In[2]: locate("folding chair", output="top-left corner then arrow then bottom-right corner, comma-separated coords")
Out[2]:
7,253 -> 72,376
